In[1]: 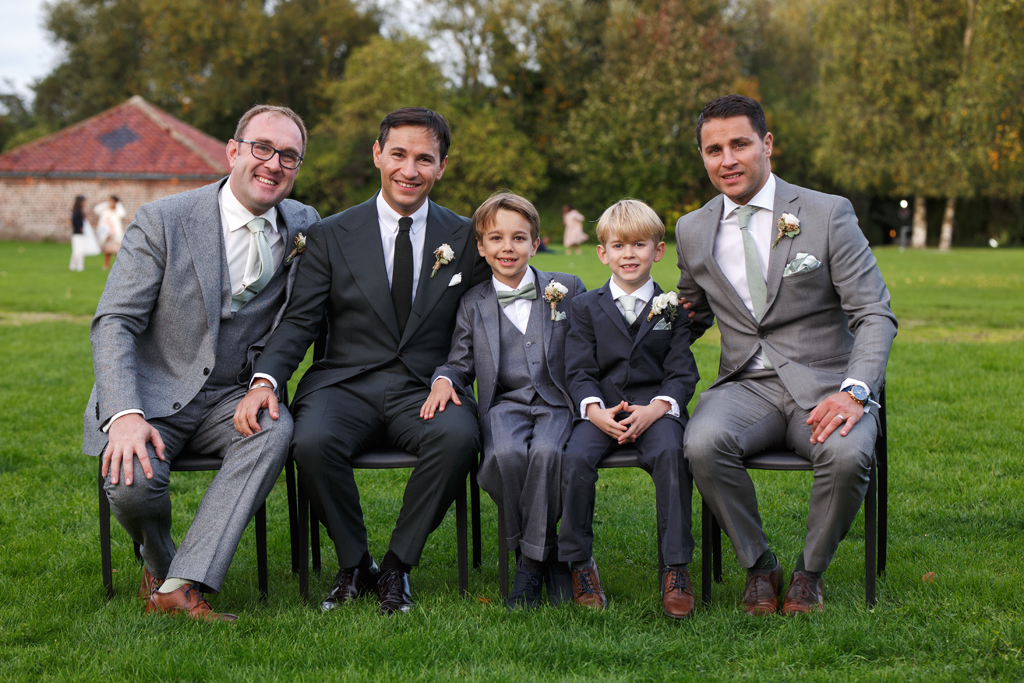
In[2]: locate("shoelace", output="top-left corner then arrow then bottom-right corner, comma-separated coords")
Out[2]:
183,583 -> 212,612
665,569 -> 689,593
746,574 -> 774,600
575,568 -> 597,595
378,568 -> 401,595
790,575 -> 815,600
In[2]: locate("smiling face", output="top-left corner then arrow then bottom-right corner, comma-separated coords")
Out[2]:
373,125 -> 447,216
699,115 -> 773,206
597,230 -> 665,293
226,112 -> 303,215
477,209 -> 539,288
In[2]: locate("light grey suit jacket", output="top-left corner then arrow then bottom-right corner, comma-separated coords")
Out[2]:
82,178 -> 320,456
431,267 -> 585,417
675,176 -> 897,410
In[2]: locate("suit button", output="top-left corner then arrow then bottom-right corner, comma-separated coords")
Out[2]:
173,402 -> 181,410
625,395 -> 634,402
203,368 -> 210,376
629,360 -> 638,368
526,341 -> 533,347
759,331 -> 768,339
397,351 -> 404,358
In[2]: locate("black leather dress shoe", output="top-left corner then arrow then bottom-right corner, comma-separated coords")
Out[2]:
322,558 -> 379,612
377,568 -> 414,615
508,557 -> 544,610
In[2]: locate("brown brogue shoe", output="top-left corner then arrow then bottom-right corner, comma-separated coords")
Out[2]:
781,571 -> 824,615
321,559 -> 379,611
570,560 -> 608,609
661,567 -> 695,619
146,584 -> 237,622
742,560 -> 784,615
137,566 -> 163,600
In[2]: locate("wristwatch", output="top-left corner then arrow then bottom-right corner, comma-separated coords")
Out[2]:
841,384 -> 869,405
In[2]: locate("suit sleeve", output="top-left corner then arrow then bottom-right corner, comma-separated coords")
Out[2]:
565,296 -> 604,409
431,294 -> 476,394
90,203 -> 168,422
827,198 -> 898,396
675,217 -> 715,343
253,220 -> 334,385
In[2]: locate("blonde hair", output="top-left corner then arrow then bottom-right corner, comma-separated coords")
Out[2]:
472,192 -> 540,242
595,199 -> 665,244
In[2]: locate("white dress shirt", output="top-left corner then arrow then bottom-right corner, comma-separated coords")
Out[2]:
580,276 -> 680,420
493,268 -> 535,334
377,192 -> 428,303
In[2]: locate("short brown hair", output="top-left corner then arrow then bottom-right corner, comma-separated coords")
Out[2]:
472,192 -> 540,242
379,107 -> 451,160
234,104 -> 308,155
595,199 -> 665,244
696,95 -> 767,150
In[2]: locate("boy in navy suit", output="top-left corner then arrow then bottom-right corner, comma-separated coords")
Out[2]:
422,193 -> 585,609
559,199 -> 699,619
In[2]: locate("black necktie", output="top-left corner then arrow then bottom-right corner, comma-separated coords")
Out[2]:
391,216 -> 414,335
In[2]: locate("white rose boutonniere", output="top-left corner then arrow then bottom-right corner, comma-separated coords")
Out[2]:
284,233 -> 306,263
430,243 -> 455,278
772,213 -> 800,249
647,291 -> 678,322
543,281 -> 569,321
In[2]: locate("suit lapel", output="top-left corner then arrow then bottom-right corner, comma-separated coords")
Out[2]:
336,198 -> 401,340
765,178 -> 799,313
180,180 -> 229,330
479,284 -> 502,383
700,197 -> 756,323
534,268 -> 555,356
597,282 -> 633,343
632,282 -> 662,348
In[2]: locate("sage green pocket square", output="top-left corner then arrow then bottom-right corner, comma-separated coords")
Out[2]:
783,252 -> 821,277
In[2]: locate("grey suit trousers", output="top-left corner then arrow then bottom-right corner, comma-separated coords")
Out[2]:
684,374 -> 876,573
103,384 -> 292,593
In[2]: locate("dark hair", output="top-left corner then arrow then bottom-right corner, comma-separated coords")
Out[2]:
696,95 -> 768,149
473,192 -> 540,242
73,195 -> 86,213
378,107 -> 451,160
110,195 -> 119,203
234,104 -> 308,155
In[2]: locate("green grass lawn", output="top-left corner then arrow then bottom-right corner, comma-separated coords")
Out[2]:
1,242 -> 1022,681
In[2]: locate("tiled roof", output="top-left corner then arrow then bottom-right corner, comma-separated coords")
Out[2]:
0,96 -> 229,178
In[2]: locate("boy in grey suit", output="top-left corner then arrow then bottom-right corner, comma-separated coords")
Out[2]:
422,193 -> 584,609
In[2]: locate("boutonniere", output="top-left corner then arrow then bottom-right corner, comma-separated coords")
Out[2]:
284,233 -> 306,263
647,291 -> 678,322
543,281 -> 569,320
430,243 -> 454,278
772,213 -> 800,249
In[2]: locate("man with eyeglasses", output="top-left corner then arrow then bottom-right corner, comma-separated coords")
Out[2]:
84,104 -> 320,621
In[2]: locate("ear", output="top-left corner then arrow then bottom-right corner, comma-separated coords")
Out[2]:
477,238 -> 487,258
530,237 -> 540,256
763,132 -> 773,159
436,155 -> 448,180
596,243 -> 609,265
653,241 -> 666,263
226,139 -> 239,170
372,140 -> 382,170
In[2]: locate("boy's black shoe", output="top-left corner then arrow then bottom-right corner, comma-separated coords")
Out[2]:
508,557 -> 544,610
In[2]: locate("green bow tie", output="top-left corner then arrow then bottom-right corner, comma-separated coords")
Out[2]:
496,281 -> 537,308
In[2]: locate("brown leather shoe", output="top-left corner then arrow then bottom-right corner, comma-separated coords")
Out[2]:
571,560 -> 608,609
377,568 -> 414,616
321,559 -> 379,612
781,571 -> 825,615
661,567 -> 695,619
137,566 -> 163,600
146,584 -> 237,622
742,559 -> 784,615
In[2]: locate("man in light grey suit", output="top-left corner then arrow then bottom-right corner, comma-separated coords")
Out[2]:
676,95 -> 897,615
84,104 -> 319,621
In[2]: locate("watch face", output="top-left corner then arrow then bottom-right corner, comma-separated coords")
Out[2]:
848,385 -> 869,402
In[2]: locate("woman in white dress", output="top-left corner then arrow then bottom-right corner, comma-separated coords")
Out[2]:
94,195 -> 127,270
70,195 -> 101,271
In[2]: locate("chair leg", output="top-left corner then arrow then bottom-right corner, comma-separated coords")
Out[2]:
878,450 -> 888,577
701,500 -> 712,606
286,457 -> 299,574
865,462 -> 877,607
297,484 -> 310,603
99,466 -> 114,600
456,478 -> 469,597
310,508 -> 321,574
470,460 -> 482,570
712,515 -> 723,583
497,503 -> 509,600
256,501 -> 268,602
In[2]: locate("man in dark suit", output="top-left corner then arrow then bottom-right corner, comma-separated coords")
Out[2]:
676,95 -> 897,615
235,107 -> 490,615
86,105 -> 319,621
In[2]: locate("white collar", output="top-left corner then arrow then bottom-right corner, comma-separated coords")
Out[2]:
492,267 -> 537,293
222,182 -> 279,233
376,192 -> 429,235
722,172 -> 776,220
609,276 -> 654,303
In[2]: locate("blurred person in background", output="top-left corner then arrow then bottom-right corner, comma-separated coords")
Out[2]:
94,195 -> 127,270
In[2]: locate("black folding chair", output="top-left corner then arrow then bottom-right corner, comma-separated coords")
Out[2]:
700,387 -> 888,606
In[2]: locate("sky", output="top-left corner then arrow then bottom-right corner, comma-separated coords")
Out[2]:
1,0 -> 59,103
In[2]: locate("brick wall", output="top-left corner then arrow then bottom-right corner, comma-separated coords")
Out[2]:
0,177 -> 220,241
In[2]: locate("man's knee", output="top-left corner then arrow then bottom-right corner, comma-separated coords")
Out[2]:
683,414 -> 737,469
819,435 -> 874,482
104,460 -> 168,515
422,403 -> 480,456
255,405 -> 292,464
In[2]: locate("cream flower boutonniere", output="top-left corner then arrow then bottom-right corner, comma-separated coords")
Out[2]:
772,213 -> 800,249
284,233 -> 306,263
430,243 -> 455,278
543,281 -> 569,320
647,291 -> 678,322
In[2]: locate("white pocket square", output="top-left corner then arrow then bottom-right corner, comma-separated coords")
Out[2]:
783,253 -> 821,277
653,319 -> 672,331
553,311 -> 567,322
447,272 -> 463,287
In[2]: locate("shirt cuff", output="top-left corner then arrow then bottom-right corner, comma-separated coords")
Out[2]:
840,378 -> 875,414
435,376 -> 454,387
580,397 -> 604,420
652,396 -> 680,417
250,373 -> 278,391
102,409 -> 145,433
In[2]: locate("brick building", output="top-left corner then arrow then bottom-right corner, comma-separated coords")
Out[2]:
0,96 -> 229,241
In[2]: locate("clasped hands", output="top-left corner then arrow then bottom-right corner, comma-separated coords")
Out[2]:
588,400 -> 670,445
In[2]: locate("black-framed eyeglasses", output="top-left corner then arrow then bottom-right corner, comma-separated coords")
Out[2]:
235,139 -> 304,169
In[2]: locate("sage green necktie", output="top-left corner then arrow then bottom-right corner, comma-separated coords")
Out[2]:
618,295 -> 638,324
496,281 -> 537,308
735,205 -> 767,321
231,217 -> 273,313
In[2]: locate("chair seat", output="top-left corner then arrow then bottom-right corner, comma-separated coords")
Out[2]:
742,451 -> 811,471
169,454 -> 225,471
350,449 -> 419,469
